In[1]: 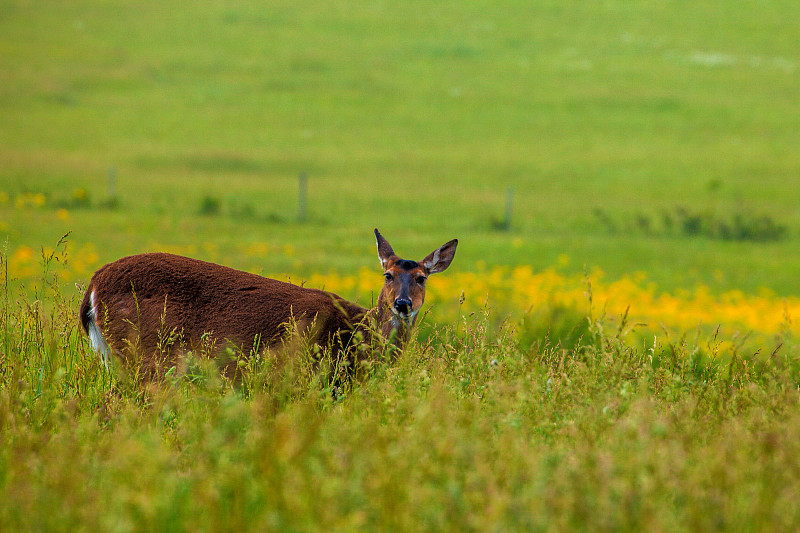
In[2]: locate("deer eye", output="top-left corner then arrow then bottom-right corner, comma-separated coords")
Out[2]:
416,276 -> 427,284
384,272 -> 393,282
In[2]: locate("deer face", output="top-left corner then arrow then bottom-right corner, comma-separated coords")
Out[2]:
375,229 -> 458,325
381,258 -> 429,323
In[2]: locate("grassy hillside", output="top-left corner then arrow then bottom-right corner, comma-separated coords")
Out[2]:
2,0 -> 800,295
3,2 -> 800,529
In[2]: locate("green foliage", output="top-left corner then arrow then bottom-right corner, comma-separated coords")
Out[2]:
2,0 -> 800,294
594,205 -> 790,242
516,304 -> 593,353
2,250 -> 800,531
197,195 -> 221,217
2,1 -> 800,525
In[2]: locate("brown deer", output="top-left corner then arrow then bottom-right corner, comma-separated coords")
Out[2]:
79,229 -> 457,377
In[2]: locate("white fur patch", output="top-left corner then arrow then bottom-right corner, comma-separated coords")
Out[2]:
425,248 -> 441,272
88,290 -> 111,368
390,306 -> 418,325
377,245 -> 389,269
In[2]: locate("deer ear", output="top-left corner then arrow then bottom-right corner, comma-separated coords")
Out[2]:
374,228 -> 396,269
421,239 -> 458,275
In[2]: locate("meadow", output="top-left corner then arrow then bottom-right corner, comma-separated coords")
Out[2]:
3,248 -> 800,531
2,0 -> 800,530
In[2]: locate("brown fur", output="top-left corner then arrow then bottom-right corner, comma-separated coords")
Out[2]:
79,229 -> 457,378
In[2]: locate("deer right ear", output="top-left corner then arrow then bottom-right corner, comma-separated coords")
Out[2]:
374,228 -> 396,269
422,238 -> 458,275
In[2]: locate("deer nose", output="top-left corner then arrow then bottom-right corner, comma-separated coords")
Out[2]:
394,298 -> 412,315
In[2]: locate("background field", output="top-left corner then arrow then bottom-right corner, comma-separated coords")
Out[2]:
2,0 -> 799,296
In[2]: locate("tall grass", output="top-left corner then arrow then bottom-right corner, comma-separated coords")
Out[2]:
2,247 -> 800,532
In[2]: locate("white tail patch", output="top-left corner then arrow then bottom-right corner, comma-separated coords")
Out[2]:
88,290 -> 111,368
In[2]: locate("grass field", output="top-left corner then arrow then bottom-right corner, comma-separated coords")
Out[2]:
3,0 -> 800,530
3,260 -> 800,531
2,0 -> 800,292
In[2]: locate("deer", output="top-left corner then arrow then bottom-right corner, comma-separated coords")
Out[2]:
79,229 -> 458,379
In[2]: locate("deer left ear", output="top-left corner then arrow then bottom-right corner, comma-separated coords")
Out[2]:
375,228 -> 396,269
422,239 -> 458,275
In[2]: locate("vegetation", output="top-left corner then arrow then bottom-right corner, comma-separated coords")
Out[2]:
2,0 -> 800,530
2,0 -> 800,293
2,251 -> 800,532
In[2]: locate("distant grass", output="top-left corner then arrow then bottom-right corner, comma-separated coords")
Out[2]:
2,247 -> 800,531
2,0 -> 800,296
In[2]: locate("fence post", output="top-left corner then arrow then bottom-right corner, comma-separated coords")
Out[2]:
107,166 -> 117,200
503,187 -> 513,230
298,171 -> 307,222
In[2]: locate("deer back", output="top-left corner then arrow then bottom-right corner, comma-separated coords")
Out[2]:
80,253 -> 367,372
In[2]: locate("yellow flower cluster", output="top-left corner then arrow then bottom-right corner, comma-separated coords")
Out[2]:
6,243 -> 100,282
10,192 -> 47,209
4,241 -> 797,339
302,265 -> 799,339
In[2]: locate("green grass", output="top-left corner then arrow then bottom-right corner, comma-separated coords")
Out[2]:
2,254 -> 800,531
2,0 -> 800,294
3,1 -> 800,529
